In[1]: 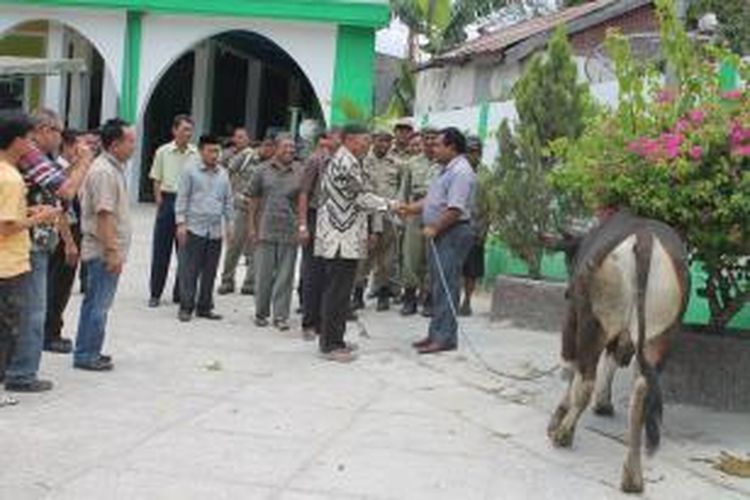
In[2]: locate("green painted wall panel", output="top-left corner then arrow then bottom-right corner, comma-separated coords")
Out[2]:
0,0 -> 389,27
119,10 -> 140,121
330,25 -> 376,125
0,34 -> 45,57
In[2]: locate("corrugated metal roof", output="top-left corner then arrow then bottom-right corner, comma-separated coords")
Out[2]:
436,0 -> 622,63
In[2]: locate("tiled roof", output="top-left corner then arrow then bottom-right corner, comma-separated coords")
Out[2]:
436,0 -> 630,63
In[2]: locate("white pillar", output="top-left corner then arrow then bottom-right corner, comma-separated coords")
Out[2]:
100,69 -> 118,123
191,41 -> 215,134
66,34 -> 92,129
43,21 -> 66,114
245,57 -> 263,139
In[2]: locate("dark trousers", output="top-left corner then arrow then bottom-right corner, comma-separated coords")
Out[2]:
428,223 -> 474,347
0,274 -> 28,383
319,256 -> 358,353
179,232 -> 222,314
301,210 -> 325,331
45,223 -> 81,342
150,193 -> 180,301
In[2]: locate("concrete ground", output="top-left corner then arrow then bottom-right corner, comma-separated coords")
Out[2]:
1,205 -> 749,500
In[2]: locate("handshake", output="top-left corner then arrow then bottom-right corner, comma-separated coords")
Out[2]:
388,201 -> 420,218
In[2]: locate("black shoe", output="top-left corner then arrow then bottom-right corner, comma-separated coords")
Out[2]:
240,286 -> 254,296
197,311 -> 222,320
74,358 -> 113,371
255,317 -> 269,327
44,338 -> 73,354
99,354 -> 113,363
350,287 -> 365,311
217,283 -> 234,295
148,297 -> 160,308
178,310 -> 192,322
5,379 -> 54,392
400,288 -> 418,316
376,291 -> 390,312
421,305 -> 433,318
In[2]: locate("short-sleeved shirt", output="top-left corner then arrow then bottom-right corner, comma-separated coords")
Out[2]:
247,159 -> 302,244
422,155 -> 476,227
80,153 -> 132,261
0,161 -> 31,278
149,141 -> 198,193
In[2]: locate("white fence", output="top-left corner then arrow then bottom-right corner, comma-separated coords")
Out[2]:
415,80 -> 620,165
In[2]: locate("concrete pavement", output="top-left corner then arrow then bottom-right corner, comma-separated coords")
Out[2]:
1,204 -> 748,500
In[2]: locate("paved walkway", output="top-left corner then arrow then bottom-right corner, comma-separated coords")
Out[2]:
1,205 -> 749,500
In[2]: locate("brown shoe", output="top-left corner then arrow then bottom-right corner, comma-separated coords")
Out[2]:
411,337 -> 431,349
417,341 -> 457,355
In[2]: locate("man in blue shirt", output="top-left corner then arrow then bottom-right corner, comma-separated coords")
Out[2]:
175,135 -> 234,322
399,127 -> 476,354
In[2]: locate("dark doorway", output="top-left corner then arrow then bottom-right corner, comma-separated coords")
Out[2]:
139,51 -> 195,202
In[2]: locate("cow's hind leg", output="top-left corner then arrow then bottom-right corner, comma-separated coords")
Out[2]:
551,369 -> 595,448
592,351 -> 618,416
621,373 -> 648,493
593,332 -> 635,416
547,377 -> 572,438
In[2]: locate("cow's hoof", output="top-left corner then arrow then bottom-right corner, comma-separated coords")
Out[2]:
552,427 -> 575,448
621,465 -> 644,494
593,402 -> 615,417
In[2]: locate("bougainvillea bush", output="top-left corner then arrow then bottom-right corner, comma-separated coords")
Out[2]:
551,0 -> 750,333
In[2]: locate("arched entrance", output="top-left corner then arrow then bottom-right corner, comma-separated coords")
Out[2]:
138,29 -> 324,201
0,18 -> 119,129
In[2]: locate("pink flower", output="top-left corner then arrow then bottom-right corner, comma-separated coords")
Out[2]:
732,145 -> 750,157
674,119 -> 691,133
656,88 -> 676,104
689,145 -> 703,160
687,109 -> 706,124
721,89 -> 743,100
661,133 -> 684,159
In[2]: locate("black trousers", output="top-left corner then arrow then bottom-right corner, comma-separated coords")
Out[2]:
301,209 -> 326,331
319,256 -> 358,353
45,223 -> 81,342
179,232 -> 222,314
150,193 -> 180,301
0,273 -> 28,382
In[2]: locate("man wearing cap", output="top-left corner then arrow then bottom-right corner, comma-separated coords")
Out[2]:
392,119 -> 414,161
217,129 -> 267,296
460,136 -> 491,316
355,126 -> 402,311
399,127 -> 439,316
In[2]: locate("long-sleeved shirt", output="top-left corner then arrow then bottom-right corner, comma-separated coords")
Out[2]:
175,162 -> 234,240
314,146 -> 392,260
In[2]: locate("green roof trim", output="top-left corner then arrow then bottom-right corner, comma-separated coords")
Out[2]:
1,0 -> 391,27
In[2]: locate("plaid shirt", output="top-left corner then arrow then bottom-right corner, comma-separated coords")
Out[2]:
17,146 -> 67,251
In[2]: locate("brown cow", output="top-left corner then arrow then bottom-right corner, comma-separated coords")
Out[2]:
547,211 -> 690,493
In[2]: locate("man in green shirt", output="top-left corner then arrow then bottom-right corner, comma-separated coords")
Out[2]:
400,128 -> 439,316
148,115 -> 197,308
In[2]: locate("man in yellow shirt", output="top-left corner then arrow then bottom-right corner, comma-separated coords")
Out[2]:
148,115 -> 197,308
0,112 -> 61,405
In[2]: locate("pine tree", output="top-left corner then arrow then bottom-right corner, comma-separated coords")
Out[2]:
490,27 -> 589,278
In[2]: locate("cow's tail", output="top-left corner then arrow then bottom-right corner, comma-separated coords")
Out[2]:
634,230 -> 662,455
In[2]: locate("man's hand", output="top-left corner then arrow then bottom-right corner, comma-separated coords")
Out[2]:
104,249 -> 124,274
422,225 -> 438,239
64,241 -> 80,267
28,205 -> 63,225
248,229 -> 259,247
73,141 -> 93,167
298,226 -> 311,246
368,233 -> 380,251
176,224 -> 188,247
154,191 -> 163,207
